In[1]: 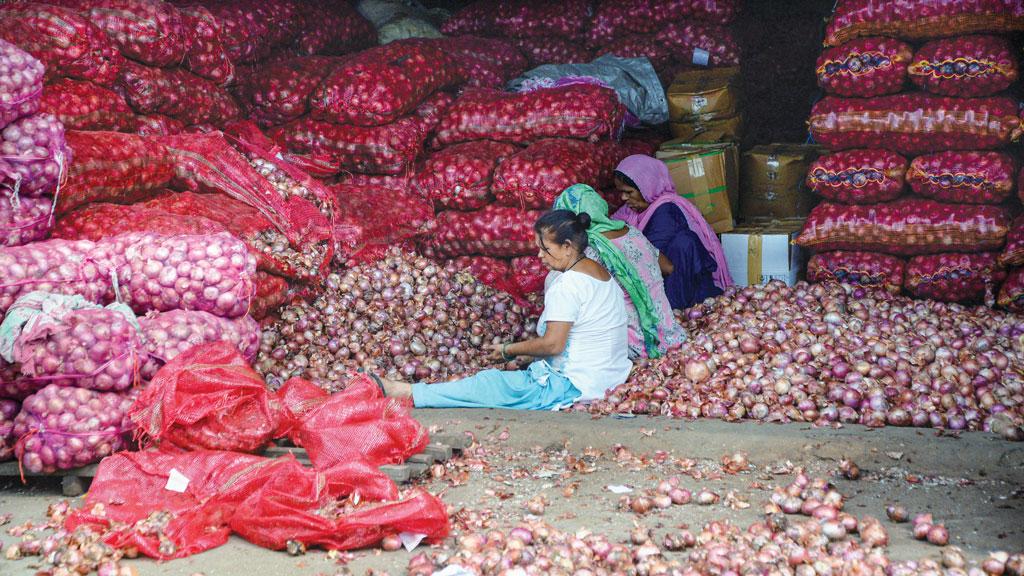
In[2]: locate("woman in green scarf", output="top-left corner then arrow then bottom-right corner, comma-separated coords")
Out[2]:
554,184 -> 686,359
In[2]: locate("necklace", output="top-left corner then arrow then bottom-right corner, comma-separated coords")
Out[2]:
564,254 -> 585,273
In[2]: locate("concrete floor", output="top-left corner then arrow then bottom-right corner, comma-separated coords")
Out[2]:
1,410 -> 1022,575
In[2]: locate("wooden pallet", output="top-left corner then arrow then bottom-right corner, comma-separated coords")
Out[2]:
0,432 -> 470,497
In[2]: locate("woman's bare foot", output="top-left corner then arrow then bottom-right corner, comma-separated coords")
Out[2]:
380,377 -> 413,399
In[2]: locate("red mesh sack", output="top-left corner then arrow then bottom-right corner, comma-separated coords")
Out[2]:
1020,165 -> 1024,203
235,56 -> 343,128
116,61 -> 241,127
439,1 -> 499,36
130,342 -> 277,453
0,39 -> 44,131
655,21 -> 740,68
905,252 -> 1005,303
310,40 -> 459,127
434,85 -> 625,146
587,0 -> 738,47
331,183 -> 435,250
446,256 -> 512,291
806,149 -> 907,204
336,172 -> 414,193
493,139 -> 623,210
13,384 -> 134,473
424,206 -> 543,259
816,37 -> 912,97
494,0 -> 591,39
57,130 -> 174,215
808,94 -> 1023,154
824,0 -> 1024,47
52,200 -> 227,242
807,251 -> 905,294
0,399 -> 15,460
57,0 -> 189,67
1,113 -> 71,199
414,141 -> 518,211
0,238 -> 116,317
137,310 -> 259,380
39,79 -> 135,132
909,35 -> 1019,97
441,36 -> 528,88
511,255 -> 547,295
512,36 -> 594,67
907,150 -> 1016,204
131,113 -> 184,135
599,35 -> 671,68
269,115 -> 427,176
202,0 -> 301,64
177,4 -> 234,86
794,199 -> 1010,256
0,195 -> 51,247
997,267 -> 1024,312
250,272 -> 288,320
291,1 -> 375,56
0,4 -> 124,87
110,231 -> 256,318
1000,216 -> 1024,267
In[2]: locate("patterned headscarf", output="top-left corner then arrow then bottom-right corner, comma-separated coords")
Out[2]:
554,184 -> 662,358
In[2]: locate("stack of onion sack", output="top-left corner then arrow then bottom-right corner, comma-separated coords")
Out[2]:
255,248 -> 536,391
269,40 -> 462,180
419,84 -> 625,284
0,39 -> 69,249
801,1 -> 1023,305
589,280 -> 1024,440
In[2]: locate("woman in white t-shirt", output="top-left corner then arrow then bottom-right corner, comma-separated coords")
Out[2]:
376,210 -> 632,409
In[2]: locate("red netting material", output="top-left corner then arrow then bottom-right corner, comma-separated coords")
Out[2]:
330,183 -> 436,255
904,252 -> 1005,303
807,251 -> 905,294
587,0 -> 738,47
909,35 -> 1019,97
816,37 -> 913,97
446,256 -> 512,292
130,342 -> 278,453
270,116 -> 428,176
808,94 -> 1022,154
52,0 -> 189,67
824,0 -> 1024,47
997,267 -> 1024,312
291,1 -> 375,57
907,150 -> 1017,204
200,0 -> 301,64
236,56 -> 344,128
655,21 -> 741,67
0,39 -> 44,131
137,310 -> 260,379
116,61 -> 241,127
250,271 -> 288,320
795,199 -> 1010,256
493,139 -> 622,210
40,79 -> 135,132
1,113 -> 71,200
423,206 -> 543,259
806,149 -> 908,204
512,37 -> 594,68
999,216 -> 1024,267
493,0 -> 592,39
0,4 -> 125,87
177,4 -> 235,86
1,195 -> 52,247
0,399 -> 16,460
131,114 -> 184,136
439,1 -> 499,36
511,256 -> 548,296
415,141 -> 518,211
434,85 -> 625,146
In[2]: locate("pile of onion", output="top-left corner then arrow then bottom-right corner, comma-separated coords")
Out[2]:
256,248 -> 536,390
589,280 -> 1024,440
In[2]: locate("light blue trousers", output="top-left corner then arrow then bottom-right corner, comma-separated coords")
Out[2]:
412,368 -> 581,410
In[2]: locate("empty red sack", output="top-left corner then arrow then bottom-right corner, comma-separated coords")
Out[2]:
415,141 -> 518,211
807,251 -> 905,293
905,252 -> 1005,303
907,150 -> 1016,204
909,35 -> 1019,97
424,206 -> 543,259
824,0 -> 1024,47
816,37 -> 912,97
806,149 -> 907,204
434,85 -> 625,146
795,199 -> 1010,256
808,94 -> 1022,154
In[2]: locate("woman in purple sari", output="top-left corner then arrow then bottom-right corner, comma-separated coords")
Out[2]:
612,155 -> 733,309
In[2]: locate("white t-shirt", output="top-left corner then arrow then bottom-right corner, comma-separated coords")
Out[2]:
538,270 -> 632,401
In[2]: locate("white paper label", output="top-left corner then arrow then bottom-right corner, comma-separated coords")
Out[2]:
165,468 -> 189,493
432,567 -> 475,576
692,48 -> 710,67
691,95 -> 708,114
606,484 -> 633,494
400,532 -> 427,552
688,158 -> 705,179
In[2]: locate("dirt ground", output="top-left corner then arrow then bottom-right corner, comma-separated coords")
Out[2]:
1,410 -> 1022,575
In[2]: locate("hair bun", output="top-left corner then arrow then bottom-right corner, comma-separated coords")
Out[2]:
577,212 -> 592,229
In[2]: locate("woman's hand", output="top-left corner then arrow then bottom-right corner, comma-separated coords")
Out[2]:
484,343 -> 506,361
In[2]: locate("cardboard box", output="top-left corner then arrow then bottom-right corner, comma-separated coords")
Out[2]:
739,144 -> 823,221
667,67 -> 741,122
721,218 -> 806,287
669,114 -> 743,143
656,141 -> 739,234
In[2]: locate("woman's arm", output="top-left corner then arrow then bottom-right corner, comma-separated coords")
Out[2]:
642,204 -> 689,253
487,321 -> 572,359
658,252 -> 675,277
